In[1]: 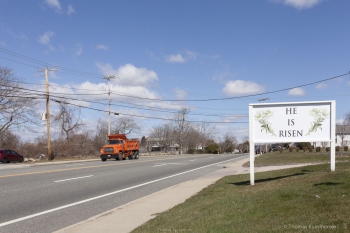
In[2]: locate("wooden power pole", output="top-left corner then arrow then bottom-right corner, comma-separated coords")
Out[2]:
38,66 -> 57,160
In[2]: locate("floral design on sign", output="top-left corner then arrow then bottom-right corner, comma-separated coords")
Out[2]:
255,110 -> 276,136
306,108 -> 329,136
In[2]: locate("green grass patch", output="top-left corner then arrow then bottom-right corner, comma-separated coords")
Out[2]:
244,151 -> 350,167
132,162 -> 350,233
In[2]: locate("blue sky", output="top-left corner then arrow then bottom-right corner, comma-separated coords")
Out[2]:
0,0 -> 350,142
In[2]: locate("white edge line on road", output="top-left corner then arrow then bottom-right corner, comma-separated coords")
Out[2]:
54,175 -> 94,183
0,155 -> 246,228
65,164 -> 87,167
190,159 -> 197,161
153,164 -> 167,167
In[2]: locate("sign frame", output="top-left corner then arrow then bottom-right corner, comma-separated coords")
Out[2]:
249,100 -> 336,185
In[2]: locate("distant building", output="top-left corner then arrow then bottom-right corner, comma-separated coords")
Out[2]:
144,137 -> 179,152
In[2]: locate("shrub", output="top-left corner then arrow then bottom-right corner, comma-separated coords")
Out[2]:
289,147 -> 293,152
316,147 -> 321,152
187,149 -> 195,154
296,147 -> 300,152
225,145 -> 234,153
308,147 -> 313,152
196,149 -> 204,154
295,142 -> 312,150
279,148 -> 283,153
326,147 -> 330,152
205,143 -> 220,154
344,146 -> 348,152
336,146 -> 340,152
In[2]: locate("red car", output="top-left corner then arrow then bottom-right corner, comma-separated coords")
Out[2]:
0,149 -> 24,163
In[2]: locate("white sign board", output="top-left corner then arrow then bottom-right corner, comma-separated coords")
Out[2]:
41,113 -> 47,121
249,101 -> 336,185
252,102 -> 333,142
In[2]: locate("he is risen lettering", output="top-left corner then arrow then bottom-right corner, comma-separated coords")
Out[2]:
279,107 -> 303,137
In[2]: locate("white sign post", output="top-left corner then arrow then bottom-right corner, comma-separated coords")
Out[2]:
249,100 -> 336,185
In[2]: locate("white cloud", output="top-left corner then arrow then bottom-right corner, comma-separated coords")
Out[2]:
213,71 -> 237,83
74,44 -> 83,56
0,24 -> 28,40
165,54 -> 185,63
67,4 -> 76,15
47,44 -> 56,53
186,50 -> 197,60
174,88 -> 187,100
165,51 -> 197,63
271,0 -> 323,9
71,81 -> 164,109
96,63 -> 158,85
96,44 -> 109,51
288,87 -> 305,96
0,41 -> 5,46
44,0 -> 61,11
316,83 -> 327,89
39,31 -> 54,44
223,80 -> 265,96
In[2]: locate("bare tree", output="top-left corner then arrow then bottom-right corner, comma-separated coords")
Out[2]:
219,132 -> 238,153
345,112 -> 350,123
92,119 -> 108,152
336,113 -> 350,155
185,126 -> 202,151
0,128 -> 22,150
172,107 -> 191,154
0,66 -> 39,137
150,123 -> 173,152
197,121 -> 218,149
112,116 -> 140,135
53,102 -> 84,140
237,136 -> 249,153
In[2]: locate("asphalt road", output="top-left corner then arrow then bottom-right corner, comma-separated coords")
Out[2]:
0,153 -> 245,233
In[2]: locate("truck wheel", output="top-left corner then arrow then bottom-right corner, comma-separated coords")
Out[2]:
118,152 -> 123,160
101,158 -> 107,162
134,151 -> 139,159
128,154 -> 133,160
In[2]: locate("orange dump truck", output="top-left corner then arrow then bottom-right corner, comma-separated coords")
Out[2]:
100,134 -> 140,161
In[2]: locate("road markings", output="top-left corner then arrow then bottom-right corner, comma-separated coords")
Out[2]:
153,164 -> 167,167
153,162 -> 185,167
65,164 -> 87,167
0,156 -> 201,179
0,155 -> 246,227
54,175 -> 93,183
190,159 -> 197,161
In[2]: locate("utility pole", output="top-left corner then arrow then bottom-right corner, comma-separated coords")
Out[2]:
38,66 -> 57,161
101,75 -> 117,134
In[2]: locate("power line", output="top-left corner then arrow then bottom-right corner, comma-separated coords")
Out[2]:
1,83 -> 249,116
51,98 -> 248,124
2,47 -> 349,102
108,72 -> 350,102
